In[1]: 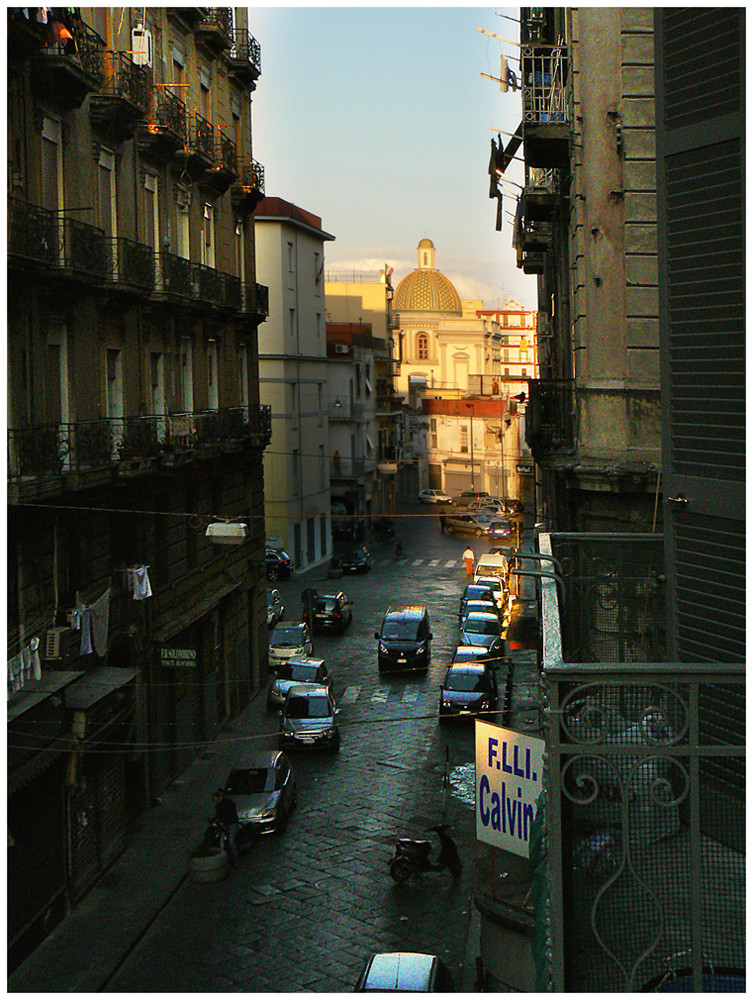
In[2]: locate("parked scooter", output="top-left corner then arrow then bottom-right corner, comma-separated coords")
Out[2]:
389,824 -> 462,882
202,818 -> 231,855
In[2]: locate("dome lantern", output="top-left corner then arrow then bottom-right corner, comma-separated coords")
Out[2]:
393,238 -> 461,315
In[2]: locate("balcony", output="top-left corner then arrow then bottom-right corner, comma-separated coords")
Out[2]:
521,45 -> 570,168
192,263 -> 224,305
227,28 -> 262,87
520,250 -> 546,274
8,406 -> 272,499
105,237 -> 155,293
61,217 -> 110,281
136,89 -> 187,161
242,281 -> 269,322
88,50 -> 150,142
231,157 -> 265,212
522,167 -> 560,222
155,252 -> 194,301
330,457 -> 367,479
195,8 -> 233,53
31,17 -> 104,110
533,532 -> 744,991
8,198 -> 60,270
203,131 -> 238,193
175,111 -> 215,179
525,378 -> 575,455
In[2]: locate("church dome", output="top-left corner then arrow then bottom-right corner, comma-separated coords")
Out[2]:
393,239 -> 462,314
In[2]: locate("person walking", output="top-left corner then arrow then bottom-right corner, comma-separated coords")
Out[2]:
439,511 -> 447,533
212,789 -> 240,864
463,545 -> 475,577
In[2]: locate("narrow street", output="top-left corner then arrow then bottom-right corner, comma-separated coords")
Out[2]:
103,503 -> 521,991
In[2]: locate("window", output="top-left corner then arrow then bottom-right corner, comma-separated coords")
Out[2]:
98,149 -> 116,240
314,251 -> 321,290
207,339 -> 218,409
417,333 -> 429,360
201,203 -> 215,267
287,242 -> 295,273
199,66 -> 211,119
316,312 -> 322,340
319,445 -> 325,488
41,117 -> 63,217
289,308 -> 296,339
144,172 -> 159,251
239,342 -> 249,410
318,383 -> 323,425
171,44 -> 185,91
181,336 -> 193,410
460,425 -> 468,453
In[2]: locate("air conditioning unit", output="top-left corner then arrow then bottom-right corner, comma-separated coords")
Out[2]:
132,25 -> 153,68
45,627 -> 70,661
205,522 -> 249,545
334,343 -> 350,354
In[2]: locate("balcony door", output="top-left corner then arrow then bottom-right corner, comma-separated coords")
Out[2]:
206,339 -> 218,410
201,203 -> 215,268
106,348 -> 124,457
180,336 -> 194,411
41,117 -> 63,262
151,352 -> 166,442
143,173 -> 159,252
47,322 -> 70,469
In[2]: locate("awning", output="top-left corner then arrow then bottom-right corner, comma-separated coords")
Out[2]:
64,666 -> 139,711
151,579 -> 243,642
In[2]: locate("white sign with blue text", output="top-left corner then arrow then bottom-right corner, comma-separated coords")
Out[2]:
475,720 -> 544,858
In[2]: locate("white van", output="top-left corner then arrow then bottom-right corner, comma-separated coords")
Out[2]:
473,552 -> 509,583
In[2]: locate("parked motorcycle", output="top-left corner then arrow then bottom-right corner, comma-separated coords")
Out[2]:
388,823 -> 462,882
202,818 -> 231,855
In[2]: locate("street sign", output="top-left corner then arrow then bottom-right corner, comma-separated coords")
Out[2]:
475,720 -> 544,858
159,646 -> 197,669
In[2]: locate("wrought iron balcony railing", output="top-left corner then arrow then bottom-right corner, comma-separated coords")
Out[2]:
8,406 -> 273,488
155,251 -> 194,299
8,198 -> 60,267
522,45 -> 569,125
215,130 -> 238,175
524,378 -> 575,454
192,263 -> 224,304
98,49 -> 150,109
232,157 -> 265,204
196,7 -> 233,48
536,532 -> 745,992
63,217 -> 109,278
187,111 -> 215,163
228,29 -> 262,79
221,273 -> 242,311
156,88 -> 187,135
107,237 -> 155,291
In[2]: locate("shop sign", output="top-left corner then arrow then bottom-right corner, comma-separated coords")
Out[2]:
517,463 -> 534,475
160,646 -> 197,669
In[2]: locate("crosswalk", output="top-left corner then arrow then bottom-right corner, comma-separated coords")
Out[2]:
341,685 -> 427,706
374,557 -> 464,569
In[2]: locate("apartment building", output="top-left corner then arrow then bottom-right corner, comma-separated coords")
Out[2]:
7,7 -> 270,967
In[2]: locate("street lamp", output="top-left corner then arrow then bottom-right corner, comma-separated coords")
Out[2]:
466,402 -> 475,490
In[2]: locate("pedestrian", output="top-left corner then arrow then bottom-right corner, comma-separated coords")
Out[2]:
439,511 -> 447,532
463,545 -> 474,576
212,789 -> 240,863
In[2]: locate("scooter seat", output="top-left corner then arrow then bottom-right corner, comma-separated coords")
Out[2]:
396,838 -> 431,858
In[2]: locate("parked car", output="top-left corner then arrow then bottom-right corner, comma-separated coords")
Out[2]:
223,750 -> 297,838
460,598 -> 503,622
418,488 -> 453,504
460,611 -> 506,659
267,655 -> 330,711
375,605 -> 432,672
474,574 -> 507,613
266,589 -> 285,629
502,497 -> 524,513
453,644 -> 494,663
354,952 -> 455,992
309,591 -> 353,634
486,520 -> 514,540
279,683 -> 340,751
341,546 -> 372,574
439,662 -> 498,720
268,621 -> 313,669
458,583 -> 496,620
266,547 -> 293,581
444,512 -> 490,536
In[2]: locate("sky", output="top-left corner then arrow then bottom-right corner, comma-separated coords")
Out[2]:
248,6 -> 537,309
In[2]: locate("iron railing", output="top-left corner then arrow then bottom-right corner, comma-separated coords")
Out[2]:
331,457 -> 367,478
8,198 -> 60,266
154,88 -> 187,136
188,111 -> 215,163
221,273 -> 242,311
99,49 -> 150,109
192,263 -> 223,304
522,45 -> 569,125
229,28 -> 262,76
215,130 -> 238,175
535,533 -> 746,992
155,252 -> 193,298
63,217 -> 109,278
236,156 -> 265,195
525,378 -> 575,453
8,406 -> 272,484
108,237 -> 155,290
198,7 -> 233,39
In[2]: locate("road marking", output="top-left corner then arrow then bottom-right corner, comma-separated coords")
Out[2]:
403,689 -> 418,703
445,560 -> 457,568
371,689 -> 389,702
411,558 -> 423,566
429,559 -> 440,567
341,686 -> 361,705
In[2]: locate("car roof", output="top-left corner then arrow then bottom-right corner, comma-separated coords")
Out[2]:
385,605 -> 427,618
463,612 -> 500,622
475,575 -> 503,586
359,952 -> 437,991
274,621 -> 307,629
285,682 -> 329,698
285,656 -> 325,669
228,750 -> 284,771
447,662 -> 487,675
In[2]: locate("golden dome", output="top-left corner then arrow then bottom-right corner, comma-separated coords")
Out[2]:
393,238 -> 462,314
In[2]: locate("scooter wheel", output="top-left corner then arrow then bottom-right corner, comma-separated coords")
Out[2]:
389,857 -> 414,883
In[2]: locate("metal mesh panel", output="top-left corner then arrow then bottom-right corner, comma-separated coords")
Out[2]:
553,534 -> 667,663
550,671 -> 745,991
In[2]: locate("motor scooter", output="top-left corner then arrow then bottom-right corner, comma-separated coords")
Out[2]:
389,823 -> 462,882
202,818 -> 231,855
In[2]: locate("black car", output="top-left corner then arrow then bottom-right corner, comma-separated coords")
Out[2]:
439,662 -> 498,720
458,583 -> 496,621
375,605 -> 432,672
341,546 -> 372,574
309,592 -> 353,634
266,547 -> 293,581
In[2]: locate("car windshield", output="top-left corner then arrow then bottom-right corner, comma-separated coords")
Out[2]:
476,577 -> 502,592
454,649 -> 486,662
382,620 -> 420,641
317,598 -> 337,612
271,627 -> 305,647
445,671 -> 486,693
464,617 -> 501,636
464,586 -> 493,601
226,767 -> 274,794
286,695 -> 331,719
290,663 -> 320,682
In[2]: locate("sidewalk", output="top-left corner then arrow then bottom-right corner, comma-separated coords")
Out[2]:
8,687 -> 272,993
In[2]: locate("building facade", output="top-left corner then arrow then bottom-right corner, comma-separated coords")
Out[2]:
509,7 -> 662,531
475,300 -> 538,379
254,197 -> 335,571
7,7 -> 270,969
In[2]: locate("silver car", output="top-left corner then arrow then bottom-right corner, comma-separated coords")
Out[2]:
460,611 -> 506,659
267,656 -> 330,711
279,683 -> 340,751
268,621 -> 313,669
223,750 -> 297,838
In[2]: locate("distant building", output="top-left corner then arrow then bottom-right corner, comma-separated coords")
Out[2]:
475,300 -> 538,379
254,197 -> 335,570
